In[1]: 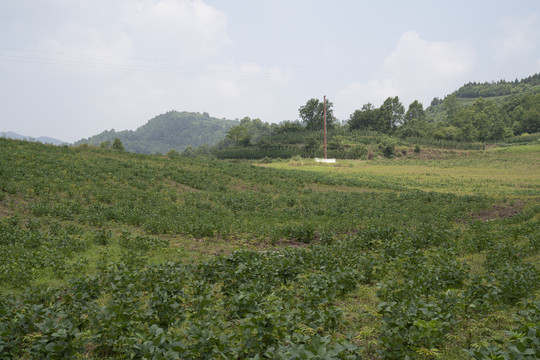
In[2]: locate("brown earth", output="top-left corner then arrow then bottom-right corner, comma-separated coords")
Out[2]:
470,201 -> 525,222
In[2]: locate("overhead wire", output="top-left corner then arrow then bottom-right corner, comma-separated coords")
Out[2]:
0,46 -> 481,83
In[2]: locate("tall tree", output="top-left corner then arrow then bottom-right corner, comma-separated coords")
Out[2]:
512,94 -> 540,134
404,100 -> 425,123
399,100 -> 429,138
237,117 -> 276,143
348,103 -> 380,131
443,94 -> 459,120
449,107 -> 477,142
378,96 -> 404,134
299,98 -> 336,131
226,125 -> 250,146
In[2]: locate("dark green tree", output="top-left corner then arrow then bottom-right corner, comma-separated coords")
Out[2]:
167,149 -> 180,158
433,125 -> 461,141
430,97 -> 443,106
299,98 -> 336,131
226,125 -> 250,146
348,103 -> 380,131
112,138 -> 125,151
443,94 -> 460,120
237,117 -> 276,143
512,94 -> 540,134
378,96 -> 404,134
277,121 -> 303,133
404,100 -> 425,123
449,107 -> 477,142
398,100 -> 429,138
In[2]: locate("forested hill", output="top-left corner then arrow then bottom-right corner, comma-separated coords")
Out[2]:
75,111 -> 239,154
426,72 -> 540,123
452,73 -> 540,99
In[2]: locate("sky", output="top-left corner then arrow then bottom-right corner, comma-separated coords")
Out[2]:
1,0 -> 540,143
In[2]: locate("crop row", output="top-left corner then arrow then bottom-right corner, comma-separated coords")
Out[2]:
1,214 -> 539,358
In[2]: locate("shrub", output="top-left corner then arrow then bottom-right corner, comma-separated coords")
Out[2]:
380,136 -> 397,158
112,138 -> 125,151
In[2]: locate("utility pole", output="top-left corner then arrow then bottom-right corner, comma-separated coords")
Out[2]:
323,95 -> 327,159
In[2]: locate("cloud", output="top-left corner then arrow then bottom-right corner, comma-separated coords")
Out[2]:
384,31 -> 475,79
492,14 -> 539,62
336,79 -> 399,111
126,0 -> 231,60
0,0 -> 240,141
42,0 -> 294,137
191,62 -> 293,120
335,31 -> 475,119
25,0 -> 231,68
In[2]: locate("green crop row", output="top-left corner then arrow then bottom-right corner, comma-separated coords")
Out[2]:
1,213 -> 539,358
1,139 -> 539,359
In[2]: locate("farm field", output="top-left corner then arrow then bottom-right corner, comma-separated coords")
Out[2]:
0,138 -> 539,359
265,145 -> 540,201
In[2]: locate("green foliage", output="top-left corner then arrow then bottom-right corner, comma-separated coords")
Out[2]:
348,103 -> 380,131
299,98 -> 337,131
226,124 -> 251,146
379,96 -> 405,134
510,93 -> 540,134
0,237 -> 379,358
214,74 -> 540,160
454,74 -> 540,98
75,111 -> 238,154
216,128 -> 401,160
425,73 -> 540,140
469,300 -> 540,359
379,136 -> 397,158
166,149 -> 180,158
92,228 -> 112,245
0,138 -> 538,359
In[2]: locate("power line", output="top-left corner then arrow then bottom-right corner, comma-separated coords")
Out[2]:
2,47 -> 534,83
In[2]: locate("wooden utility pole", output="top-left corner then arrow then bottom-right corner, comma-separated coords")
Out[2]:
323,95 -> 327,159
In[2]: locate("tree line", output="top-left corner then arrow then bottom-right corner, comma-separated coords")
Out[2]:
219,86 -> 539,151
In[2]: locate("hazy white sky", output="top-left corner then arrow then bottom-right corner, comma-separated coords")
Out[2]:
1,0 -> 539,142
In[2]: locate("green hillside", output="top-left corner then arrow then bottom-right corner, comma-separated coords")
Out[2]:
453,73 -> 540,98
0,138 -> 539,358
75,111 -> 239,154
426,73 -> 540,122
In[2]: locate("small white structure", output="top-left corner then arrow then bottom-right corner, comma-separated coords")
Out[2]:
315,157 -> 336,163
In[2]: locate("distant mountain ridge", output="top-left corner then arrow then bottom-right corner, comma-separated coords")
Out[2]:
0,131 -> 66,145
75,111 -> 239,154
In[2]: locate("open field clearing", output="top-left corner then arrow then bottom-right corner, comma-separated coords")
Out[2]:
0,139 -> 538,359
265,144 -> 540,201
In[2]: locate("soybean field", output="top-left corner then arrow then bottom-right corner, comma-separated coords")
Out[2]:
0,138 -> 539,359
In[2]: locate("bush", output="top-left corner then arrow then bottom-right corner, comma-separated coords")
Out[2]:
112,138 -> 125,151
380,136 -> 397,158
167,149 -> 180,159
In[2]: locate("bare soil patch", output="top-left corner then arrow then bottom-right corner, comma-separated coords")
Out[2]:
470,201 -> 525,222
